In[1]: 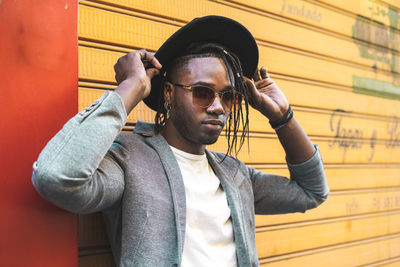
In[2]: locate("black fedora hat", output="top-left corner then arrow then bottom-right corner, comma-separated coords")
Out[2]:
144,15 -> 259,111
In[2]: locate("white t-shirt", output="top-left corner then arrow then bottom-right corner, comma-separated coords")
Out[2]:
170,146 -> 237,267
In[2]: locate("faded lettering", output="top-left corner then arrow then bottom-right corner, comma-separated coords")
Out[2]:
372,197 -> 381,210
328,110 -> 385,162
369,130 -> 377,161
372,195 -> 400,210
346,199 -> 360,214
383,196 -> 394,209
329,110 -> 363,162
280,0 -> 321,22
395,196 -> 400,207
386,116 -> 400,148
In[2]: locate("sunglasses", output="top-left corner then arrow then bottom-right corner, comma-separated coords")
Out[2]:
169,82 -> 243,109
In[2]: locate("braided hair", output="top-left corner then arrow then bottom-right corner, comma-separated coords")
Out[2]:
154,42 -> 250,157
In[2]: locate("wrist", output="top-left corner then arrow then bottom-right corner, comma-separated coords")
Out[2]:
269,105 -> 293,130
115,78 -> 147,113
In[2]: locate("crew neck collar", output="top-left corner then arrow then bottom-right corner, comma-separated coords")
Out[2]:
169,145 -> 206,161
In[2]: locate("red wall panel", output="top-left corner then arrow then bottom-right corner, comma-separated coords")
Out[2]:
0,0 -> 78,266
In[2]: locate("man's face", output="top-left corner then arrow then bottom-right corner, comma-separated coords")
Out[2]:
167,57 -> 232,149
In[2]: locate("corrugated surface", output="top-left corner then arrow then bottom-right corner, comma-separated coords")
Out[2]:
77,0 -> 400,266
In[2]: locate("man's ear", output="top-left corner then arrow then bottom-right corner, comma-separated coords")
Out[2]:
163,81 -> 174,104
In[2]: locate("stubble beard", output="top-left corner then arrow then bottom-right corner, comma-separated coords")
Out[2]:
172,102 -> 223,146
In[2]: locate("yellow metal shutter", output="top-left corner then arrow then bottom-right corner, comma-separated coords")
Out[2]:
78,0 -> 400,266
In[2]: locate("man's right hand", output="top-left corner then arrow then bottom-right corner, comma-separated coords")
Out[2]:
114,49 -> 162,114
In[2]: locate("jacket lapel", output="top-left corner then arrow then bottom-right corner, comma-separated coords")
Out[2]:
144,134 -> 187,264
206,151 -> 252,267
134,121 -> 251,266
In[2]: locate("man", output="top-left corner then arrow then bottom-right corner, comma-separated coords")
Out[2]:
32,16 -> 329,267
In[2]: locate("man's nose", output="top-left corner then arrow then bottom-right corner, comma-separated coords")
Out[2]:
206,95 -> 225,115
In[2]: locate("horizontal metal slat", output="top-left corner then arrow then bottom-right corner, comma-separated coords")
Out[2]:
79,87 -> 155,123
260,233 -> 400,266
316,0 -> 400,30
256,211 -> 400,258
78,45 -> 400,116
253,165 -> 400,191
78,3 -> 400,76
78,86 -> 400,142
209,133 -> 400,164
256,188 -> 400,227
219,0 -> 400,52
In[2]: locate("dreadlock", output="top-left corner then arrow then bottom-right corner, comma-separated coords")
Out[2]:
154,42 -> 250,157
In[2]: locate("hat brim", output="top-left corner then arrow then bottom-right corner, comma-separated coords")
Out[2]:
144,15 -> 259,111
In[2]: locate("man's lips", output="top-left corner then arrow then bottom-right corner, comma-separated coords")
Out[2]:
202,119 -> 224,126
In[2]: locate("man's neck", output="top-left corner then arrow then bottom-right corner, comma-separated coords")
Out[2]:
161,122 -> 206,155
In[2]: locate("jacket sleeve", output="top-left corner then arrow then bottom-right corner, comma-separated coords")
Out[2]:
32,91 -> 128,214
247,145 -> 329,214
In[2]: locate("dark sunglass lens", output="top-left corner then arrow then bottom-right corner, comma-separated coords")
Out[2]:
221,91 -> 233,107
222,91 -> 243,109
193,86 -> 215,107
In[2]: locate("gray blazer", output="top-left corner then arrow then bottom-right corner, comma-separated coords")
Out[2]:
32,91 -> 329,267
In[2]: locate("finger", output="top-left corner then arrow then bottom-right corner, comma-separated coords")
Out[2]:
143,55 -> 162,70
252,69 -> 261,82
243,76 -> 259,97
255,76 -> 274,87
260,66 -> 269,79
146,52 -> 162,69
114,63 -> 122,83
146,68 -> 160,79
138,49 -> 162,69
243,76 -> 262,107
115,74 -> 124,84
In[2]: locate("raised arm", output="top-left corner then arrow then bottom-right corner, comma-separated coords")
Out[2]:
245,67 -> 329,213
245,67 -> 315,164
114,49 -> 162,114
32,50 -> 161,214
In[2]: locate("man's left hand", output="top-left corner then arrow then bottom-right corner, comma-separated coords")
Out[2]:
244,67 -> 289,121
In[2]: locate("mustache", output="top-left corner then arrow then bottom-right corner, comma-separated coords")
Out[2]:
202,119 -> 225,126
